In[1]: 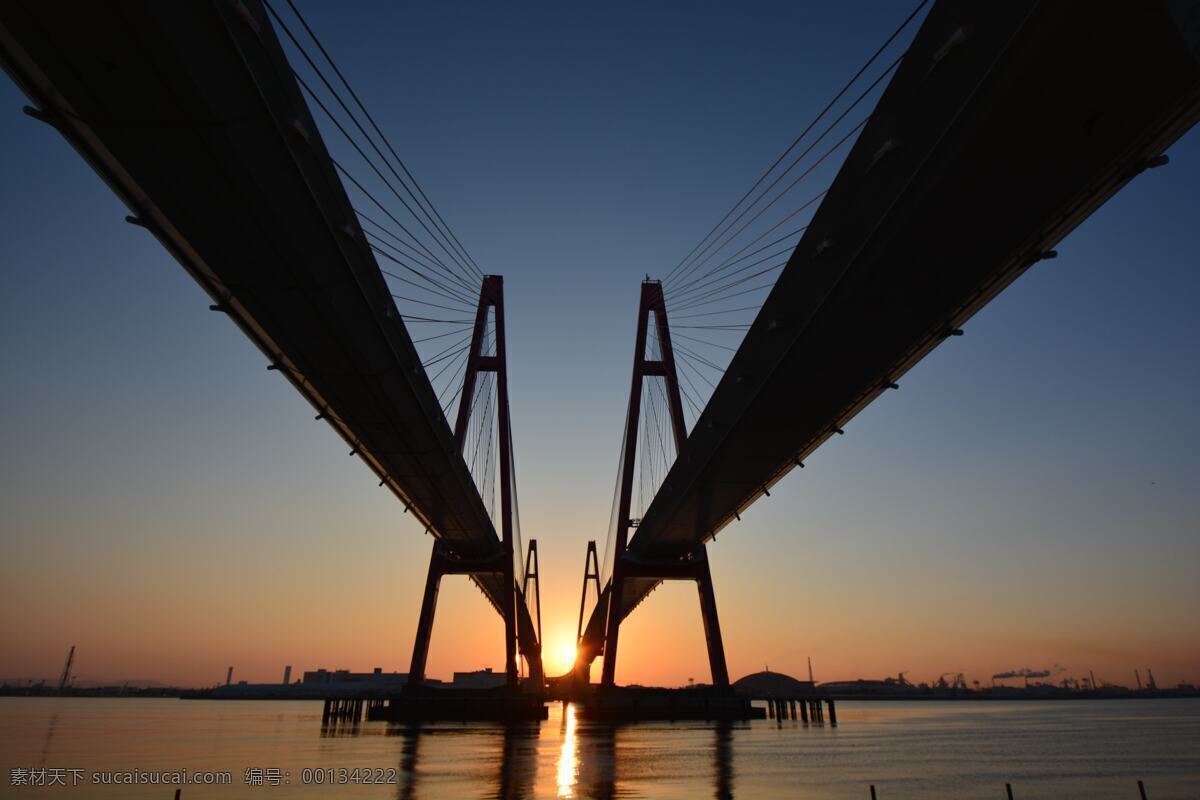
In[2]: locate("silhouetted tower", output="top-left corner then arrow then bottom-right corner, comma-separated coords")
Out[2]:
58,645 -> 74,692
599,280 -> 729,690
406,276 -> 541,690
282,665 -> 292,686
226,666 -> 233,686
576,541 -> 601,646
522,540 -> 542,648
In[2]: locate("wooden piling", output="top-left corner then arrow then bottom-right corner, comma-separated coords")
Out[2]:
828,698 -> 837,726
1006,783 -> 1013,799
1138,780 -> 1148,800
799,698 -> 809,722
870,785 -> 877,799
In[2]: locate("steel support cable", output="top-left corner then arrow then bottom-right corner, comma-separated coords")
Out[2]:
600,403 -> 630,585
325,151 -> 477,296
421,346 -> 469,372
373,249 -> 476,308
644,382 -> 660,503
468,372 -> 493,478
369,242 -> 477,307
648,376 -> 674,467
411,325 -> 475,344
667,59 -> 901,293
672,341 -> 728,374
433,347 -> 470,401
675,365 -> 708,419
391,294 -> 474,315
661,0 -> 930,287
356,208 -> 480,298
668,114 -> 872,293
675,351 -> 718,390
668,259 -> 790,312
435,352 -> 470,409
480,381 -> 498,520
273,0 -> 485,280
638,382 -> 650,514
263,0 -> 480,283
668,279 -> 780,315
421,329 -> 475,361
292,77 -> 478,289
421,334 -> 474,368
671,305 -> 762,321
667,260 -> 790,313
676,325 -> 751,331
673,223 -> 809,295
673,332 -> 739,352
508,424 -> 525,592
679,211 -> 813,297
665,241 -> 798,306
400,315 -> 473,323
427,339 -> 470,385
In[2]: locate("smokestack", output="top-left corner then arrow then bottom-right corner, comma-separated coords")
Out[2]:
225,666 -> 233,686
282,666 -> 292,686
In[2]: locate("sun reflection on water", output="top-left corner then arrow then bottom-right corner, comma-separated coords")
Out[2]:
556,703 -> 578,798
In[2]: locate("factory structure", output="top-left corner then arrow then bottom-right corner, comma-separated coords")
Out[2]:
200,665 -> 508,699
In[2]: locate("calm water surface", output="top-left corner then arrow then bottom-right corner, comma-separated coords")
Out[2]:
1,698 -> 1198,798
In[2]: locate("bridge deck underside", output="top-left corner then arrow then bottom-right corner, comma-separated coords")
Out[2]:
582,0 -> 1200,660
0,0 -> 538,654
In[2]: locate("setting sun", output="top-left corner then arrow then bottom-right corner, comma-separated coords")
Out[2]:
548,637 -> 578,676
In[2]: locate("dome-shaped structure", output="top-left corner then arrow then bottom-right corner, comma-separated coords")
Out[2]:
732,671 -> 814,698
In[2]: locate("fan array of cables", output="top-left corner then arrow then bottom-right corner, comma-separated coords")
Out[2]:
263,0 -> 486,427
599,0 -> 931,584
265,1 -> 527,584
659,0 -> 931,435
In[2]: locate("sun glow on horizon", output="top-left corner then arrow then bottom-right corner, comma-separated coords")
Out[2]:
548,636 -> 578,676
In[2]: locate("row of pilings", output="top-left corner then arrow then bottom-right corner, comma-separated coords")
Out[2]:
764,696 -> 836,725
321,697 -> 386,725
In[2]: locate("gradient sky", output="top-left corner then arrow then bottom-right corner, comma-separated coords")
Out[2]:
1,1 -> 1197,690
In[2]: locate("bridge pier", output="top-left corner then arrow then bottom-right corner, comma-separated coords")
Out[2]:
594,281 -> 730,691
405,276 -> 542,696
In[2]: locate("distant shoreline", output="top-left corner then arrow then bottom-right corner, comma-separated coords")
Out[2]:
2,686 -> 1198,702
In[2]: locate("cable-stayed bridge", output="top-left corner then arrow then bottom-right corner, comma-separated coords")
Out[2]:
0,0 -> 543,697
2,0 -> 1197,718
574,0 -> 1200,689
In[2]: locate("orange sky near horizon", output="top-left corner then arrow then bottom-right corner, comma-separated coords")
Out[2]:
3,451 -> 1197,690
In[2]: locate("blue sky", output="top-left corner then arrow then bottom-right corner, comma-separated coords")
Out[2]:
0,1 -> 1197,687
